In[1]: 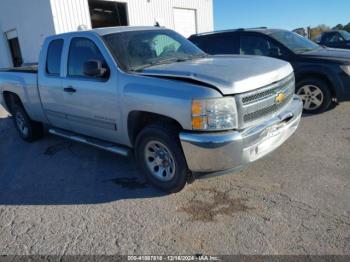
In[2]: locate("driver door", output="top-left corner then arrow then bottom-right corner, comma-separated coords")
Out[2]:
61,36 -> 121,143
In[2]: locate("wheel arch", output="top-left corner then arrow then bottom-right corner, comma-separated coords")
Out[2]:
295,70 -> 338,99
127,111 -> 184,146
2,91 -> 23,114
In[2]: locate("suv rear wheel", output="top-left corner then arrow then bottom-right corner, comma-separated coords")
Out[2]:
135,124 -> 189,193
296,77 -> 332,114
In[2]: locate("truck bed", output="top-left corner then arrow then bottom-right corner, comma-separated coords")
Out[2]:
0,67 -> 44,121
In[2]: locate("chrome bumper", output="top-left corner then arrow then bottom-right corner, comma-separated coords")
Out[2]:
180,95 -> 303,173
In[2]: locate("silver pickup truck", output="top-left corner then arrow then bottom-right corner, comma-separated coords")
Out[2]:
0,26 -> 303,192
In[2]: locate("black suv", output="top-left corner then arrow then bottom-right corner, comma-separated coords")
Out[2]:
318,30 -> 350,49
189,29 -> 350,113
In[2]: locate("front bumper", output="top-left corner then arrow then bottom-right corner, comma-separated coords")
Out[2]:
180,95 -> 303,173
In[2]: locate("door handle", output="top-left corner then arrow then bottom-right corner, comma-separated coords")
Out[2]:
64,86 -> 76,93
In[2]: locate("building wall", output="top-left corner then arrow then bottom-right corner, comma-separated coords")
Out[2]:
49,0 -> 213,35
50,0 -> 92,34
116,0 -> 213,33
0,22 -> 12,68
0,0 -> 213,67
0,0 -> 56,67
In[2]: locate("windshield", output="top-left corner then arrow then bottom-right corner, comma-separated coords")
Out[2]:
270,31 -> 320,53
103,29 -> 206,71
340,30 -> 350,41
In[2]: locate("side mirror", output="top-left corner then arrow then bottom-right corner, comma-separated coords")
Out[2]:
268,47 -> 282,57
83,60 -> 108,78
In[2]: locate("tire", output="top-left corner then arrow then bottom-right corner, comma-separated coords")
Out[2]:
296,77 -> 332,114
135,124 -> 189,193
12,104 -> 43,142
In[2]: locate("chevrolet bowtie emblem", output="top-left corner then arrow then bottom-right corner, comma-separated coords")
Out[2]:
275,92 -> 286,104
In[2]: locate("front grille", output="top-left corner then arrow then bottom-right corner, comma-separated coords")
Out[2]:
236,74 -> 295,128
243,93 -> 293,122
242,85 -> 288,105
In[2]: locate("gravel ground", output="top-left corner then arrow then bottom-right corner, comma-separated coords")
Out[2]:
0,103 -> 349,255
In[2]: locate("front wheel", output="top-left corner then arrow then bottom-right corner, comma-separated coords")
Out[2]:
296,78 -> 332,114
135,124 -> 189,193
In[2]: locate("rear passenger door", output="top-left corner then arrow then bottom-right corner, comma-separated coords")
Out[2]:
61,36 -> 120,143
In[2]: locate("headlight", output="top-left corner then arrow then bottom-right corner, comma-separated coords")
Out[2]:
340,65 -> 350,76
191,97 -> 238,131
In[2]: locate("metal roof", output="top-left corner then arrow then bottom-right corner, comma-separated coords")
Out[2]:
52,26 -> 167,38
189,28 -> 288,38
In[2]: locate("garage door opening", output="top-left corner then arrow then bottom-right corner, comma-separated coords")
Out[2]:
88,0 -> 129,28
173,8 -> 197,38
6,30 -> 23,67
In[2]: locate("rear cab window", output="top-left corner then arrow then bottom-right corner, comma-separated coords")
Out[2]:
46,39 -> 64,76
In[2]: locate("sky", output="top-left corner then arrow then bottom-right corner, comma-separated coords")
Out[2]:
214,0 -> 350,31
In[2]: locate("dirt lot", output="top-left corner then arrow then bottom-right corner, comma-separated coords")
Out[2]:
0,103 -> 349,255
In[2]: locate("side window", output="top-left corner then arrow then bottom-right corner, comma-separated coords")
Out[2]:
202,33 -> 239,55
46,39 -> 63,75
68,37 -> 108,78
324,33 -> 341,43
189,37 -> 207,52
337,33 -> 345,42
240,35 -> 281,56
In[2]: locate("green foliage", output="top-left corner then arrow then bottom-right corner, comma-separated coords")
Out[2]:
331,23 -> 350,32
308,23 -> 350,40
333,24 -> 344,30
310,24 -> 330,40
344,23 -> 350,32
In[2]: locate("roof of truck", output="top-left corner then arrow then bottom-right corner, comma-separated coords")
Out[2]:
93,26 -> 166,36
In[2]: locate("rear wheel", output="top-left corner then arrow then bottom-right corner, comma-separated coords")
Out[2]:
296,78 -> 332,114
12,104 -> 43,142
135,124 -> 189,193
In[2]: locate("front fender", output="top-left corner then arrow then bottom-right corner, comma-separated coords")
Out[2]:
294,65 -> 343,99
118,73 -> 223,147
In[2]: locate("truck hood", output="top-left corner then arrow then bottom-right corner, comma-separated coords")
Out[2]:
301,47 -> 350,61
138,55 -> 293,95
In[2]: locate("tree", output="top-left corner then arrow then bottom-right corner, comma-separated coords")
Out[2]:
343,23 -> 350,32
310,24 -> 330,40
333,24 -> 344,30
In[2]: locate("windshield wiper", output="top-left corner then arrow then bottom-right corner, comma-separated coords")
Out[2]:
189,53 -> 208,59
130,57 -> 191,72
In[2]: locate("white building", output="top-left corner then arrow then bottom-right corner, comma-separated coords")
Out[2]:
0,0 -> 213,68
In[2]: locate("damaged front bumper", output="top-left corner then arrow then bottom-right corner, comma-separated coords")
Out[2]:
180,95 -> 303,173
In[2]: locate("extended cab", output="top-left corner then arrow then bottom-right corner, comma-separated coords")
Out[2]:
0,27 -> 303,192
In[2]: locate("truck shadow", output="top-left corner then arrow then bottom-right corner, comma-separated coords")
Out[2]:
0,117 -> 166,206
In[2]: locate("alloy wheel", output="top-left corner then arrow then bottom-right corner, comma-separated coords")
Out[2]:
297,85 -> 324,111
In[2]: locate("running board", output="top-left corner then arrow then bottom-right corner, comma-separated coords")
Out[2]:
48,128 -> 131,157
